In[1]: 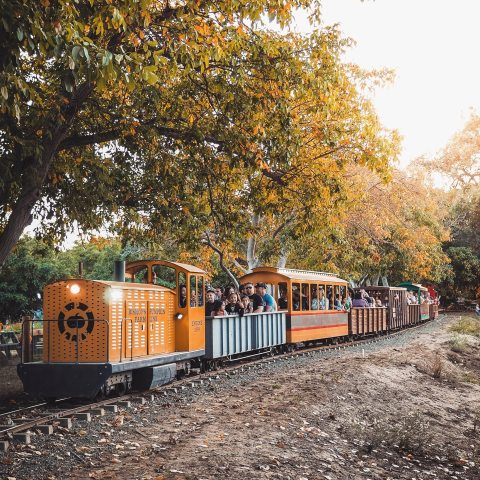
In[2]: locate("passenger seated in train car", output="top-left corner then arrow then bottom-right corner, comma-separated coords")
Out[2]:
311,290 -> 319,310
406,291 -> 416,305
302,295 -> 309,310
364,292 -> 375,306
278,289 -> 288,310
343,293 -> 352,311
212,300 -> 227,316
376,298 -> 383,307
224,285 -> 236,299
179,285 -> 187,308
334,295 -> 343,310
292,290 -> 301,311
205,289 -> 216,317
225,291 -> 242,315
240,294 -> 254,314
239,284 -> 246,296
214,286 -> 224,301
245,283 -> 265,313
319,289 -> 328,310
255,283 -> 276,312
352,291 -> 369,307
190,289 -> 197,307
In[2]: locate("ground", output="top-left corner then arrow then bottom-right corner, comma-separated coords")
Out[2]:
1,313 -> 479,480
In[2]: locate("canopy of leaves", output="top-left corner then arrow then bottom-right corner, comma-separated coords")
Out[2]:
1,0 -> 407,293
421,113 -> 480,189
286,168 -> 450,285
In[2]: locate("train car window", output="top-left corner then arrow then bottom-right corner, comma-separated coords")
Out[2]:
178,272 -> 187,308
134,266 -> 149,283
190,275 -> 197,307
318,285 -> 327,310
197,276 -> 204,307
152,265 -> 177,289
292,283 -> 301,311
310,284 -> 318,310
301,284 -> 310,311
278,282 -> 288,310
326,285 -> 334,310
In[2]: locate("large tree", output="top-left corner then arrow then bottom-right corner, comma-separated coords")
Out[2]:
1,0 -> 399,272
1,0 -> 316,266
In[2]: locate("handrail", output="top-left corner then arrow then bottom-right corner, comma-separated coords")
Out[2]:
20,318 -> 110,364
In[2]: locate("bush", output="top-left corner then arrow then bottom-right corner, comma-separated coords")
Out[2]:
449,334 -> 468,353
348,411 -> 434,454
449,318 -> 480,337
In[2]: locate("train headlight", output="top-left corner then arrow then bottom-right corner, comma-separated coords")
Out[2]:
70,284 -> 81,295
110,288 -> 123,301
175,313 -> 184,320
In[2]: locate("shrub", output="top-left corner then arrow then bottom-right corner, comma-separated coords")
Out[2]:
347,411 -> 434,454
449,318 -> 480,337
449,334 -> 468,353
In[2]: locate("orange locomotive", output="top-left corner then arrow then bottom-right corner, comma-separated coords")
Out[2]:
18,260 -> 206,399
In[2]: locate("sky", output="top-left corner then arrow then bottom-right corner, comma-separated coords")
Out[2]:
294,0 -> 480,167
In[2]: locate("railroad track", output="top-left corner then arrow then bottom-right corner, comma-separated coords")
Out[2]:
0,315 -> 445,453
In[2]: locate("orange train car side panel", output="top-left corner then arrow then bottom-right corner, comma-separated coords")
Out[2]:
124,289 -> 148,358
174,306 -> 205,352
287,325 -> 349,343
147,291 -> 176,355
43,280 -> 110,363
43,280 -> 177,364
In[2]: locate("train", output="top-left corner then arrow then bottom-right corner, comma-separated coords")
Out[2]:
17,260 -> 439,399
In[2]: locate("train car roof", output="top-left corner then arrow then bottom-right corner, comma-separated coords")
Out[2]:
397,281 -> 428,291
242,266 -> 347,283
126,259 -> 206,274
355,286 -> 407,291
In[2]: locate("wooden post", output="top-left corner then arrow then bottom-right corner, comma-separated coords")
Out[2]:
21,315 -> 32,363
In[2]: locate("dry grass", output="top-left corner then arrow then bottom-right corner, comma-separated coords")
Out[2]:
449,317 -> 480,337
450,334 -> 469,353
347,411 -> 434,454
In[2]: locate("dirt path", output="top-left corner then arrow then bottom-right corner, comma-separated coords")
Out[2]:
1,314 -> 479,480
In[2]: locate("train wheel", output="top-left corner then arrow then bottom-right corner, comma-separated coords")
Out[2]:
115,381 -> 128,397
94,385 -> 107,401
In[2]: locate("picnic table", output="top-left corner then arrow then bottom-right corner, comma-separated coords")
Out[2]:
0,331 -> 20,361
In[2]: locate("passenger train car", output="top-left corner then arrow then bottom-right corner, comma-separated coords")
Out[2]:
17,260 -> 438,399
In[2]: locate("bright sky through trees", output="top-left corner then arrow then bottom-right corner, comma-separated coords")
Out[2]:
295,0 -> 480,167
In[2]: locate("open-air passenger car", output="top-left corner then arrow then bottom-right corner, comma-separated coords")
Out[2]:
240,267 -> 349,344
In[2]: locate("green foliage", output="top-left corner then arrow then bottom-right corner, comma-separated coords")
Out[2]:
443,247 -> 480,298
0,0 -> 400,275
0,235 -> 167,320
449,317 -> 480,337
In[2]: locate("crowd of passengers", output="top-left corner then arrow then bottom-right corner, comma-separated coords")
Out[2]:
204,282 -> 276,317
205,282 -> 356,317
352,289 -> 436,307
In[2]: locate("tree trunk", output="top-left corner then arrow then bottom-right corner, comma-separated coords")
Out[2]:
246,213 -> 260,271
381,276 -> 389,286
277,250 -> 288,268
203,232 -> 239,288
0,83 -> 93,269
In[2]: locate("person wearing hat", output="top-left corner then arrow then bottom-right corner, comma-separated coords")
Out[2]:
205,289 -> 217,317
244,282 -> 265,313
255,282 -> 276,312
